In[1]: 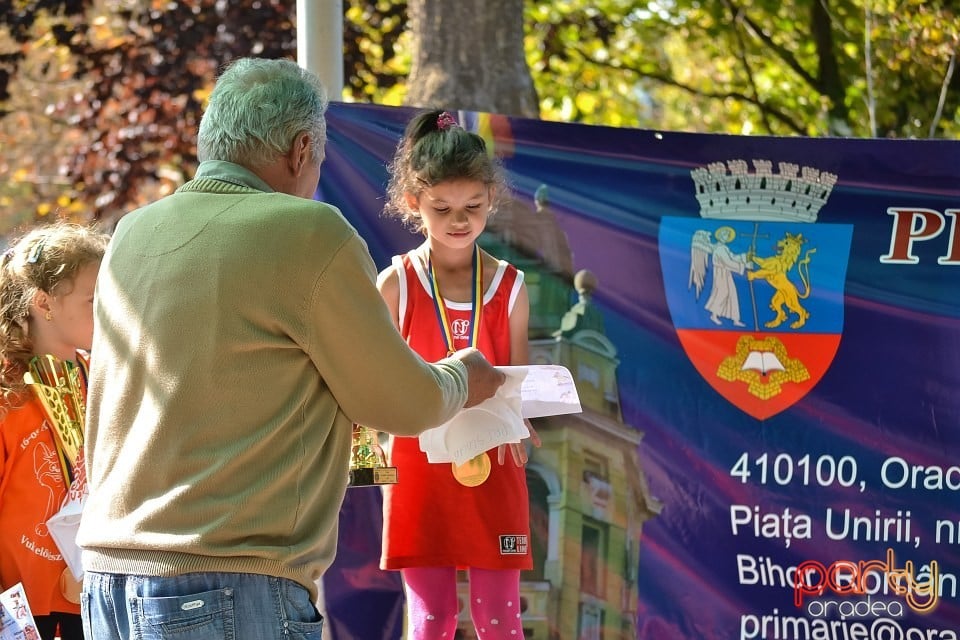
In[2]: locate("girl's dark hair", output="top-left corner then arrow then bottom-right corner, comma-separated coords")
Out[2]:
0,222 -> 109,406
384,109 -> 509,231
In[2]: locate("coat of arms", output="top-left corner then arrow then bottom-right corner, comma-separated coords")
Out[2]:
659,159 -> 853,419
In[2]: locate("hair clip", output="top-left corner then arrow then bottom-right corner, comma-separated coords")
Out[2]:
26,238 -> 45,264
437,111 -> 460,131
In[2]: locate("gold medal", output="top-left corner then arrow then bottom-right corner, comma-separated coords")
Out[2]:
60,567 -> 81,604
452,452 -> 491,487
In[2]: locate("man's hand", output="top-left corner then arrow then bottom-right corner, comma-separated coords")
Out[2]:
450,347 -> 506,408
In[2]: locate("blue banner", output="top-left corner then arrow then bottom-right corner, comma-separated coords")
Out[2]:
318,102 -> 960,640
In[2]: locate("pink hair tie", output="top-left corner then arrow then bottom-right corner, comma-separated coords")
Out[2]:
437,111 -> 459,131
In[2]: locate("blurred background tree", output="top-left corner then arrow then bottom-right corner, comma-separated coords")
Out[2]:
1,0 -> 296,234
400,0 -> 538,116
349,0 -> 960,136
1,0 -> 958,235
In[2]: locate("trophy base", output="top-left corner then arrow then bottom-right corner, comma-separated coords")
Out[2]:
349,466 -> 398,487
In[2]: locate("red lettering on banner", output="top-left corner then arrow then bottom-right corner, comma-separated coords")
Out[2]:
793,548 -> 939,614
880,207 -> 960,264
940,209 -> 960,264
880,208 -> 944,264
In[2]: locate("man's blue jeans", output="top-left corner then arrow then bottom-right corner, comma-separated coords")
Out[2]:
81,572 -> 323,640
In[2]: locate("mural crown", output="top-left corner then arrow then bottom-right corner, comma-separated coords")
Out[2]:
690,159 -> 837,223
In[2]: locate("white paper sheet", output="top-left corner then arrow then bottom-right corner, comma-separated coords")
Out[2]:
510,364 -> 583,419
419,365 -> 582,465
47,491 -> 85,581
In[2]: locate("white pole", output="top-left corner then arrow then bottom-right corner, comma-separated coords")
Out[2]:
297,0 -> 344,99
298,0 -> 340,614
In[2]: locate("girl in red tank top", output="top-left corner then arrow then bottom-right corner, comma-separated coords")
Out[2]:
377,110 -> 540,640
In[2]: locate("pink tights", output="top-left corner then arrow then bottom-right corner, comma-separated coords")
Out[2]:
401,566 -> 524,639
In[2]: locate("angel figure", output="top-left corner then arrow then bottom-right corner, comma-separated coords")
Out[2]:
689,226 -> 751,327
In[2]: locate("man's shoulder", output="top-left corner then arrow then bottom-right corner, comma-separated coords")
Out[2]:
119,192 -> 353,235
272,195 -> 347,221
262,196 -> 357,242
107,196 -> 359,277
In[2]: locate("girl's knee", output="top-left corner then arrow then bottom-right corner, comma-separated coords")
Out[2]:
470,596 -> 524,639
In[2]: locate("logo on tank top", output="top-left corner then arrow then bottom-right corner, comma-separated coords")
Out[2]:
451,318 -> 471,342
499,535 -> 528,555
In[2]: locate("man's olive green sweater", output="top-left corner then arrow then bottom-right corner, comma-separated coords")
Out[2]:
78,161 -> 467,598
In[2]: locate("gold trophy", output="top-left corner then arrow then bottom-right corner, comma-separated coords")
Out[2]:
24,352 -> 88,487
348,424 -> 398,487
23,351 -> 89,604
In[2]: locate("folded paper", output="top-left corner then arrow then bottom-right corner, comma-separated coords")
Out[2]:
47,490 -> 85,581
419,365 -> 582,466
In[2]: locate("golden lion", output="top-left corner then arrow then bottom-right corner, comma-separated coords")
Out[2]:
747,232 -> 816,329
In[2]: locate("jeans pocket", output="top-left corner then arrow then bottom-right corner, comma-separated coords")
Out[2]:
283,617 -> 324,640
279,580 -> 323,640
131,587 -> 235,640
80,591 -> 94,639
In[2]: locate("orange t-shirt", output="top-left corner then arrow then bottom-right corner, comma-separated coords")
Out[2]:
0,395 -> 78,615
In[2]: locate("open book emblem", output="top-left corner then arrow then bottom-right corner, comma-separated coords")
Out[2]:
743,350 -> 784,374
658,160 -> 853,419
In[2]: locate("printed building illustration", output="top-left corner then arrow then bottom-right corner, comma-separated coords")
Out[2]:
453,188 -> 662,639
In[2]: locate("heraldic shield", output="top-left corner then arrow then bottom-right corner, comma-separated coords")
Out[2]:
659,160 -> 853,420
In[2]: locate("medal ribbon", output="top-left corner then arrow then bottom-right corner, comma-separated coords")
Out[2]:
427,245 -> 482,355
429,246 -> 492,487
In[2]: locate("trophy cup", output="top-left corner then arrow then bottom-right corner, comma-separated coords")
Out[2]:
23,351 -> 89,603
348,424 -> 397,487
24,352 -> 88,487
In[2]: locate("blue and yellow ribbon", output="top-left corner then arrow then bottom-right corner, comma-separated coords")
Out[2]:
427,245 -> 483,355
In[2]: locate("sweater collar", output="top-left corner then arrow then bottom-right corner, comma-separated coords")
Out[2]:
185,160 -> 275,194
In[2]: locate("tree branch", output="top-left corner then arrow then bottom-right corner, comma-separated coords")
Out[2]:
929,52 -> 955,138
726,0 -> 819,89
576,53 -> 806,135
809,0 -> 848,130
724,0 -> 774,133
864,1 -> 876,136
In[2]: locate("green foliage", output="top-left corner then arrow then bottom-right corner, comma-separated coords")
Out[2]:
344,0 -> 409,105
526,1 -> 664,128
2,0 -> 957,231
344,0 -> 960,138
528,0 -> 959,137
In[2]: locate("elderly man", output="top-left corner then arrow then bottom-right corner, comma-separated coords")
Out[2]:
78,57 -> 504,640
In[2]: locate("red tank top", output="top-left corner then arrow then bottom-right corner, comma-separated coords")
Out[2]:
381,251 -> 532,570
